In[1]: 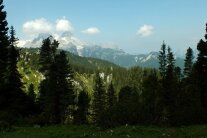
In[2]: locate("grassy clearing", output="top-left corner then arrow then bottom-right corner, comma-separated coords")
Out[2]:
1,125 -> 207,138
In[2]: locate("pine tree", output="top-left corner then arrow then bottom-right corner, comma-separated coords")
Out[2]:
175,66 -> 182,81
38,36 -> 56,76
74,90 -> 90,124
38,38 -> 59,123
38,37 -> 58,112
163,46 -> 179,125
28,83 -> 36,102
92,72 -> 106,124
39,41 -> 75,124
0,0 -> 9,108
166,46 -> 175,76
142,69 -> 159,123
195,23 -> 207,109
2,26 -> 35,120
158,42 -> 167,78
106,81 -> 116,109
55,50 -> 75,123
184,47 -> 193,77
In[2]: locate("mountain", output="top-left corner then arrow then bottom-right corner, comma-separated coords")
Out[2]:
20,32 -> 184,68
18,48 -> 127,94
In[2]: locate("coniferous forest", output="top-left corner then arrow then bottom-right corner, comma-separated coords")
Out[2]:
1,0 -> 207,136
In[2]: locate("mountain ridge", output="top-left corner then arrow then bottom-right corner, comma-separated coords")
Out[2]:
19,32 -> 184,68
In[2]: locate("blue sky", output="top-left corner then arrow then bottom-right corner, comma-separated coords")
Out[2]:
4,0 -> 207,54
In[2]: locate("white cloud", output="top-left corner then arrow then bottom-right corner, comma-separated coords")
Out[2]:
82,27 -> 100,34
17,40 -> 28,47
23,18 -> 53,37
137,24 -> 154,37
56,17 -> 73,32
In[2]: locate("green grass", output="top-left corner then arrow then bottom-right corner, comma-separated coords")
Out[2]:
1,125 -> 207,138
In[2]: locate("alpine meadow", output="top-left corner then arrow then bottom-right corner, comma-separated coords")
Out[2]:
1,0 -> 207,137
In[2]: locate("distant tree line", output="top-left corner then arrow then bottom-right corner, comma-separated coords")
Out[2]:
1,0 -> 207,129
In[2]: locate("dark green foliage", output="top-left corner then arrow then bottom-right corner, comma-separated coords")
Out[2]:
141,69 -> 160,124
184,47 -> 193,77
38,37 -> 57,76
54,51 -> 75,123
92,72 -> 106,124
195,25 -> 207,109
74,90 -> 90,124
175,66 -> 182,81
106,81 -> 116,109
158,42 -> 167,78
28,83 -> 36,102
116,86 -> 140,125
2,0 -> 207,128
38,39 -> 75,124
0,0 -> 9,111
0,26 -> 36,124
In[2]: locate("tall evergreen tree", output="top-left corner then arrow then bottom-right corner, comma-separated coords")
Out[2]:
38,38 -> 58,112
166,46 -> 175,76
142,69 -> 159,123
38,37 -> 57,76
55,50 -> 75,123
38,37 -> 58,123
74,90 -> 90,124
184,47 -> 194,77
106,81 -> 116,109
28,83 -> 36,102
158,42 -> 167,78
163,46 -> 179,125
92,72 -> 106,124
195,23 -> 207,109
0,0 -> 9,108
39,39 -> 75,124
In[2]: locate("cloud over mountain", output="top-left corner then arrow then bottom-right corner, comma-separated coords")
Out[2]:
56,17 -> 73,32
23,18 -> 53,37
137,24 -> 154,37
82,27 -> 100,34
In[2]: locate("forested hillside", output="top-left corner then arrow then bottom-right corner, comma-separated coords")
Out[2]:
1,0 -> 207,134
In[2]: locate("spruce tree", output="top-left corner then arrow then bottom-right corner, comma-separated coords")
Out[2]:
106,81 -> 116,109
38,37 -> 58,112
38,37 -> 56,76
39,39 -> 75,124
28,83 -> 36,102
184,47 -> 193,77
163,46 -> 179,125
158,42 -> 167,78
55,50 -> 75,123
92,72 -> 106,124
166,46 -> 175,76
74,90 -> 90,124
142,69 -> 159,123
38,37 -> 58,123
0,0 -> 9,108
195,23 -> 207,109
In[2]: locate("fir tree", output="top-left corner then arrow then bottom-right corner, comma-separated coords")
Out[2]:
38,37 -> 57,76
39,40 -> 75,124
184,47 -> 193,77
158,42 -> 167,78
55,50 -> 75,123
38,37 -> 59,123
106,81 -> 116,109
92,72 -> 106,124
38,38 -> 58,113
142,69 -> 159,123
195,23 -> 207,109
28,83 -> 36,102
166,46 -> 175,76
0,0 -> 9,108
74,90 -> 90,124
